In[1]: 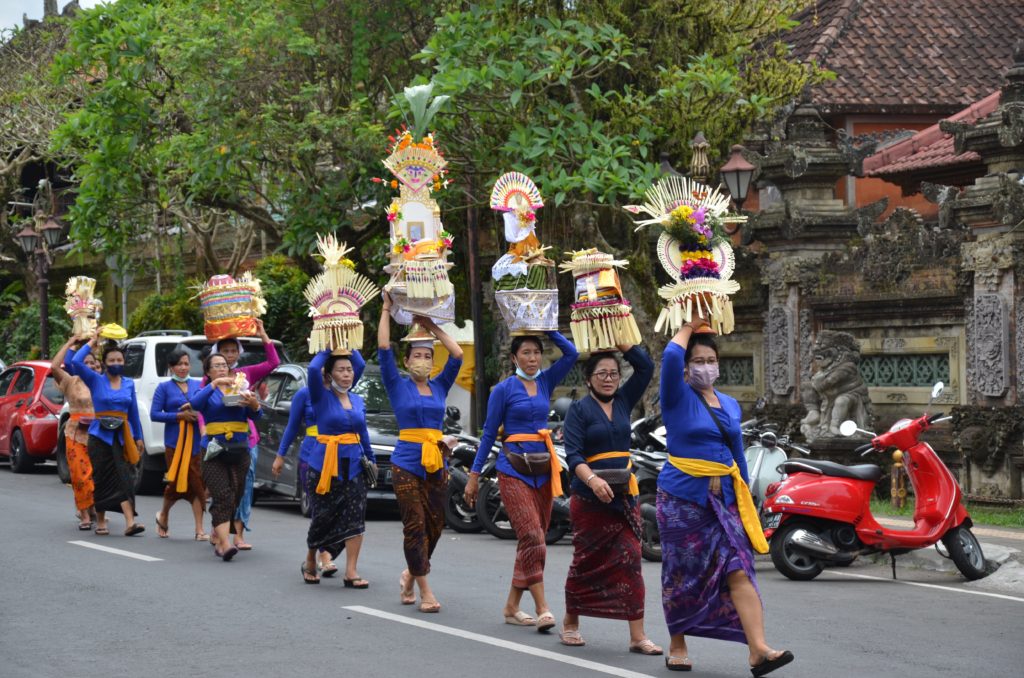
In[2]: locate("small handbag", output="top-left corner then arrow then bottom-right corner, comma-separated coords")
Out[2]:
360,456 -> 379,489
592,467 -> 632,493
98,416 -> 124,431
505,448 -> 552,476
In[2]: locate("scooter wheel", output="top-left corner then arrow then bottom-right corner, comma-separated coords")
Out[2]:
942,525 -> 987,580
770,521 -> 825,581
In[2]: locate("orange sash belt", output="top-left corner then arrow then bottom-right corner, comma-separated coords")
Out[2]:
95,411 -> 139,465
504,429 -> 563,497
315,433 -> 362,494
165,420 -> 196,493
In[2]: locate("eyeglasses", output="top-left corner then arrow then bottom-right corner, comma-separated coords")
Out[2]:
592,371 -> 621,381
689,358 -> 718,366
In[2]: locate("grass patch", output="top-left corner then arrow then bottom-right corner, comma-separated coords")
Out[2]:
870,498 -> 1024,529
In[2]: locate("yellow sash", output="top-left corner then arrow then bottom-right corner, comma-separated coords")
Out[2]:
584,451 -> 639,496
205,421 -> 250,440
305,425 -> 319,437
315,433 -> 362,494
96,411 -> 140,465
505,430 -> 563,497
165,420 -> 196,493
667,457 -> 768,554
398,428 -> 445,474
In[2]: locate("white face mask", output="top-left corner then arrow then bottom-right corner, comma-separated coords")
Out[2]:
514,361 -> 538,381
331,380 -> 349,394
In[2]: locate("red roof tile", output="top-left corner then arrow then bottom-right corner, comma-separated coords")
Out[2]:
862,91 -> 1000,176
783,0 -> 1024,114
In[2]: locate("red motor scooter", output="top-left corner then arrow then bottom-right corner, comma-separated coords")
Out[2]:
761,382 -> 987,581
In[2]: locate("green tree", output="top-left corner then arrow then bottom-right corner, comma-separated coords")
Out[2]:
127,283 -> 204,336
250,255 -> 312,359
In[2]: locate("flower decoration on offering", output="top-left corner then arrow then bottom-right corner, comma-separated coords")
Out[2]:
196,272 -> 267,342
64,276 -> 103,336
380,82 -> 456,325
624,176 -> 746,335
489,171 -> 558,335
304,234 -> 379,354
559,249 -> 642,352
222,372 -> 251,407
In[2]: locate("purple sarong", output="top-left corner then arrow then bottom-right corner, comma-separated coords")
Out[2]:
656,489 -> 760,643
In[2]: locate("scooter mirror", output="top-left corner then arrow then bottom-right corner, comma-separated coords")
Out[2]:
931,382 -> 945,399
839,420 -> 858,437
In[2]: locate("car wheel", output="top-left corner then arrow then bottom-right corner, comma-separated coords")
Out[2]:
298,469 -> 311,517
55,422 -> 71,484
10,430 -> 36,474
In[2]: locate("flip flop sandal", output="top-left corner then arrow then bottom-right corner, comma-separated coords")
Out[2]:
504,610 -> 536,626
343,578 -> 369,589
665,655 -> 693,672
559,628 -> 585,647
301,562 -> 320,584
155,512 -> 169,538
194,532 -> 210,541
629,639 -> 664,655
94,527 -> 110,536
78,521 -> 94,531
234,542 -> 253,551
535,612 -> 556,633
215,545 -> 238,562
751,650 -> 794,677
418,601 -> 441,613
319,562 -> 339,577
124,524 -> 145,537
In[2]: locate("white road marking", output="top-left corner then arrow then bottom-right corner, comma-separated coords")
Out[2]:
829,570 -> 1024,603
68,540 -> 163,562
344,605 -> 656,678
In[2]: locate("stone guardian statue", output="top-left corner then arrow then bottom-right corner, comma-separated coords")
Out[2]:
800,330 -> 873,440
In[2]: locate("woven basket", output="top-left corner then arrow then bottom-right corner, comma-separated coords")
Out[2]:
494,289 -> 559,333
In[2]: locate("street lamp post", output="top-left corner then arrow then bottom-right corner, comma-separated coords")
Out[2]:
16,215 -> 65,360
719,144 -> 756,210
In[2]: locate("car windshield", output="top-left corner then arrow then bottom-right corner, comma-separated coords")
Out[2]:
351,371 -> 392,413
42,376 -> 64,406
154,340 -> 288,378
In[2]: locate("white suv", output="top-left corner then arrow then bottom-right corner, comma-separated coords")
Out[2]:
55,330 -> 287,494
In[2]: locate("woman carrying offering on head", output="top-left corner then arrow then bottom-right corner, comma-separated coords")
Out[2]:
378,295 -> 463,613
559,344 -> 661,655
51,335 -> 101,531
209,318 -> 279,550
150,349 -> 206,541
657,314 -> 793,676
71,334 -> 145,537
297,349 -> 373,586
191,353 -> 262,561
464,332 -> 578,632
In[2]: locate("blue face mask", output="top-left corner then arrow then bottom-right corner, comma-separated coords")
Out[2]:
171,374 -> 190,383
106,364 -> 125,376
514,364 -> 539,381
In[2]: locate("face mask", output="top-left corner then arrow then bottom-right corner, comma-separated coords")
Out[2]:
106,364 -> 125,376
331,380 -> 349,394
589,387 -> 615,403
686,363 -> 719,390
408,360 -> 433,380
172,374 -> 190,383
514,363 -> 539,381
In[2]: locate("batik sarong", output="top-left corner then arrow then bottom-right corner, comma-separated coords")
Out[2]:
305,461 -> 367,559
393,466 -> 446,576
87,435 -> 135,515
656,489 -> 759,642
498,473 -> 553,589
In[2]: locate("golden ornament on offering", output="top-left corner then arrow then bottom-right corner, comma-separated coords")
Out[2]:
197,272 -> 268,341
304,234 -> 379,354
64,276 -> 103,336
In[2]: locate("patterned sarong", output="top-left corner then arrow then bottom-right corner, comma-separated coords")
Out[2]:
393,466 -> 447,576
66,435 -> 94,511
305,461 -> 367,559
498,473 -> 553,589
565,494 -> 645,620
656,489 -> 760,643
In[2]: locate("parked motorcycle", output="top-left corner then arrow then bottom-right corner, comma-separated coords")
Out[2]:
634,447 -> 667,561
762,382 -> 987,581
744,424 -> 810,510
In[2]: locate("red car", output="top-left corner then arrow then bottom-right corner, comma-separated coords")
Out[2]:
0,361 -> 63,472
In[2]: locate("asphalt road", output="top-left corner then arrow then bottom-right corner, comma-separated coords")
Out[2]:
2,466 -> 1022,678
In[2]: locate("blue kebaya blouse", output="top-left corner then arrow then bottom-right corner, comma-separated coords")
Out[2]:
306,350 -> 373,477
150,379 -> 202,455
71,344 -> 143,447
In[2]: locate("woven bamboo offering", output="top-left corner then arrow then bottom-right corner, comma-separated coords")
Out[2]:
304,234 -> 379,354
559,249 -> 642,352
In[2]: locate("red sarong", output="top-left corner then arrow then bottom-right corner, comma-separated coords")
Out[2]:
498,473 -> 552,589
565,495 -> 645,621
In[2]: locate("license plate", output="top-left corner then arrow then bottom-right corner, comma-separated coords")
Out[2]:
761,512 -> 781,529
384,469 -> 392,485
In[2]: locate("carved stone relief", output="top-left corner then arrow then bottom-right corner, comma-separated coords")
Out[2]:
962,236 -> 1017,292
767,306 -> 794,396
799,308 -> 813,383
953,405 -> 1024,498
970,293 -> 1009,397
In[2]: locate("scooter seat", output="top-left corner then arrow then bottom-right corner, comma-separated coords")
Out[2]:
780,458 -> 882,482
